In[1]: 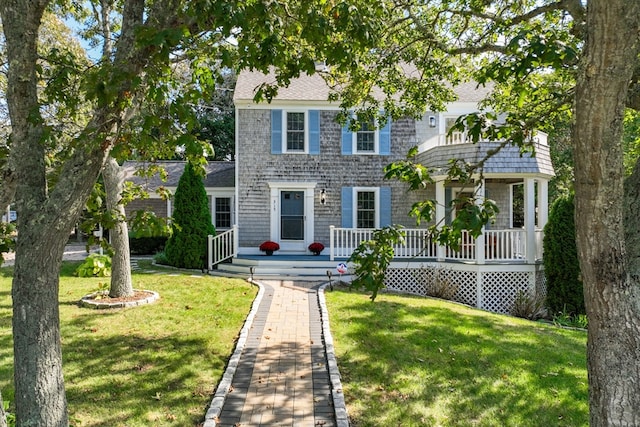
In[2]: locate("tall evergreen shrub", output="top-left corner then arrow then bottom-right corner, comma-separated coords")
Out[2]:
543,193 -> 585,315
165,162 -> 216,269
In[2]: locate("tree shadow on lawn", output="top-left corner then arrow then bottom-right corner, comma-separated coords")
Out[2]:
329,293 -> 588,426
62,312 -> 229,426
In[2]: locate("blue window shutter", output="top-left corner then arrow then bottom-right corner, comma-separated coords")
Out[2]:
271,110 -> 282,154
379,187 -> 392,226
445,188 -> 452,226
309,110 -> 320,154
341,123 -> 352,155
341,187 -> 353,228
379,118 -> 391,155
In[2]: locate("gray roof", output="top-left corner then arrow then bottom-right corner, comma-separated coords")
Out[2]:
123,160 -> 235,190
417,142 -> 555,177
234,69 -> 333,102
234,69 -> 492,104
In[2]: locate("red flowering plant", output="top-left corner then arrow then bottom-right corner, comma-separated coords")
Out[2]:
259,240 -> 280,254
308,242 -> 325,255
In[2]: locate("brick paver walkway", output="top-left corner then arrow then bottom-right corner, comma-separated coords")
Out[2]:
215,280 -> 336,427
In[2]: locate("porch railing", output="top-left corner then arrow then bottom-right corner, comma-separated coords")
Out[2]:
207,225 -> 237,269
329,226 -> 539,263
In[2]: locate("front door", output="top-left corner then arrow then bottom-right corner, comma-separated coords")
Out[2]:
281,190 -> 305,244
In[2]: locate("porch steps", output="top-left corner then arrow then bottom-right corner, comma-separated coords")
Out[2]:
209,255 -> 352,280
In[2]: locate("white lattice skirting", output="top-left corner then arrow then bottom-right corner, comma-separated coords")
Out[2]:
384,262 -> 546,314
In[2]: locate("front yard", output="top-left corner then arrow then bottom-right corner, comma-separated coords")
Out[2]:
0,261 -> 257,426
324,288 -> 589,426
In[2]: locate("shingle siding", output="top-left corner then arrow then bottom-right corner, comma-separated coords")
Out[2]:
125,198 -> 167,220
236,109 -> 421,247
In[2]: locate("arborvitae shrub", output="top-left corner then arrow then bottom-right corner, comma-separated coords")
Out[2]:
165,162 -> 216,269
543,193 -> 585,315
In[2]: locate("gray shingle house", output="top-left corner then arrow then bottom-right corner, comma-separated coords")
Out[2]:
232,70 -> 553,255
126,70 -> 554,313
228,70 -> 554,313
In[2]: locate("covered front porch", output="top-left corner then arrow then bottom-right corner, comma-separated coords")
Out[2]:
207,227 -> 546,315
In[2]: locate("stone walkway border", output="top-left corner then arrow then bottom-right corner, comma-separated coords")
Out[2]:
203,279 -> 348,427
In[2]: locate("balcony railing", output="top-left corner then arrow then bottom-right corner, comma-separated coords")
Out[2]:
418,131 -> 548,152
329,226 -> 540,263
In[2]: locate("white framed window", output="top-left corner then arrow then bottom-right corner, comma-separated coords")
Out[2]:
206,193 -> 234,230
214,197 -> 232,229
354,187 -> 380,228
284,110 -> 307,153
353,117 -> 379,154
510,183 -> 524,228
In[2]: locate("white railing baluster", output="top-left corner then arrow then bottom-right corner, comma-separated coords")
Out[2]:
208,226 -> 237,269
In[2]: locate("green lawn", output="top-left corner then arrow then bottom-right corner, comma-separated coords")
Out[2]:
0,260 -> 257,426
325,287 -> 589,427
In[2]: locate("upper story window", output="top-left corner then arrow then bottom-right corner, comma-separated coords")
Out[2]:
341,114 -> 391,155
286,112 -> 306,151
271,109 -> 320,155
355,119 -> 377,153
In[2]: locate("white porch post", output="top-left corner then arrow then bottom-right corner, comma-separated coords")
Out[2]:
330,225 -> 335,261
524,178 -> 536,263
435,179 -> 446,261
537,179 -> 549,230
475,178 -> 485,265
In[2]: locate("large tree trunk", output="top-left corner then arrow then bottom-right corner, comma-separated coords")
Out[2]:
1,1 -> 68,425
0,389 -> 7,427
1,0 -> 146,424
573,0 -> 640,425
103,156 -> 134,298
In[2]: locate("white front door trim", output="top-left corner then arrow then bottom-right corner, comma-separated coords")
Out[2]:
268,181 -> 316,252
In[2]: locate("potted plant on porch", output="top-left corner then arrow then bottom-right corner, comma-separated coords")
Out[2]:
308,242 -> 325,256
259,240 -> 280,256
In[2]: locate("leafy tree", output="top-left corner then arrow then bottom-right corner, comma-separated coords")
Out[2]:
0,1 -> 299,423
192,69 -> 236,161
349,226 -> 405,301
164,162 -> 215,269
2,0 -> 640,425
543,193 -> 584,315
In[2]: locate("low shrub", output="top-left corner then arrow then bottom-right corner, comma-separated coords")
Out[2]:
511,290 -> 547,320
553,310 -> 588,329
424,267 -> 458,300
75,253 -> 112,277
153,251 -> 170,266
